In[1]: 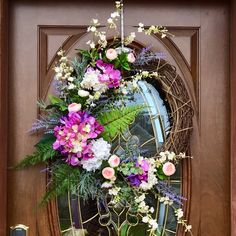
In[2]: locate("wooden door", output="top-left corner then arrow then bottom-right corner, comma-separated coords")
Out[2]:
6,0 -> 230,235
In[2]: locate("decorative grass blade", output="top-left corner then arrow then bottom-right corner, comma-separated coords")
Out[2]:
98,105 -> 146,142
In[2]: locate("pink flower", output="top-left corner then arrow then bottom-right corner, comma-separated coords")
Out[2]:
102,167 -> 115,180
127,53 -> 135,63
68,103 -> 81,113
96,60 -> 121,88
108,155 -> 120,167
162,162 -> 176,176
106,48 -> 118,60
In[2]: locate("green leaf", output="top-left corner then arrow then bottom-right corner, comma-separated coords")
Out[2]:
156,167 -> 168,180
98,105 -> 146,142
48,95 -> 64,105
48,95 -> 68,111
14,134 -> 57,169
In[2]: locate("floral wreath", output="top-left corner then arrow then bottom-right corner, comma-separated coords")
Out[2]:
17,1 -> 193,235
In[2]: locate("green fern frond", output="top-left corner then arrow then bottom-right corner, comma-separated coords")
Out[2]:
15,134 -> 57,169
98,104 -> 146,141
40,164 -> 81,206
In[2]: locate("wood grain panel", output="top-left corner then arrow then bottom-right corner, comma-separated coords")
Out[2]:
2,1 -> 231,236
0,0 -> 8,236
231,0 -> 236,235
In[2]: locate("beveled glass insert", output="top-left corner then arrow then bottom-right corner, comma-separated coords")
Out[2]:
58,79 -> 182,236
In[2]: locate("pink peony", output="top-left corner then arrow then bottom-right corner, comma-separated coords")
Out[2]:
127,53 -> 135,63
68,103 -> 81,113
102,167 -> 115,180
106,48 -> 118,60
108,155 -> 120,167
162,162 -> 176,176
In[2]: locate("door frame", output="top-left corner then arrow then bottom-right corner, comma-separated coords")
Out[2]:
0,0 -> 235,235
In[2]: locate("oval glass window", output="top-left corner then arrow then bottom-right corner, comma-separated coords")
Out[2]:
57,77 -> 182,236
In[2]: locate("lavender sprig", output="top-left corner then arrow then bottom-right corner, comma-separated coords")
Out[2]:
134,47 -> 166,66
156,181 -> 186,205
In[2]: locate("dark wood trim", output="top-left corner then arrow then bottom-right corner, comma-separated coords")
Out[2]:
0,0 -> 8,235
231,0 -> 236,235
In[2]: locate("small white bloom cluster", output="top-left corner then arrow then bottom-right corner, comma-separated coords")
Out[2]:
138,23 -> 144,33
131,70 -> 160,81
158,151 -> 176,163
87,19 -> 108,49
81,69 -> 107,93
124,32 -> 136,45
107,11 -> 120,29
175,208 -> 192,233
138,24 -> 169,38
108,186 -> 121,204
135,194 -> 158,231
107,1 -> 121,29
139,157 -> 158,191
81,138 -> 111,171
159,196 -> 173,205
54,50 -> 74,88
108,186 -> 121,196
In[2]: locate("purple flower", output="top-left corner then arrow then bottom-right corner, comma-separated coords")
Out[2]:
53,111 -> 104,166
96,60 -> 121,88
127,174 -> 141,186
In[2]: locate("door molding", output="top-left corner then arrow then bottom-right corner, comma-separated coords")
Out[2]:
231,0 -> 236,235
0,0 -> 8,235
0,0 -> 234,235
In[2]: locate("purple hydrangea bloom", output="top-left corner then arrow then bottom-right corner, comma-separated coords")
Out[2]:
53,111 -> 104,166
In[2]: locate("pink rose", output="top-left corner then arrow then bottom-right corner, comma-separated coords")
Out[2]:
127,53 -> 135,63
68,103 -> 81,113
106,48 -> 118,60
162,162 -> 176,176
108,155 -> 120,167
102,167 -> 115,180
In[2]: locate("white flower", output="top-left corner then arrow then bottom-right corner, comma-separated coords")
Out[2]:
111,11 -> 119,18
139,23 -> 144,28
81,138 -> 111,172
175,208 -> 184,220
81,158 -> 103,172
92,138 -> 111,160
135,194 -> 146,203
68,77 -> 75,82
142,216 -> 149,223
149,219 -> 158,230
81,68 -> 107,93
138,23 -> 144,32
168,151 -> 176,160
159,151 -> 167,163
185,225 -> 192,232
68,83 -> 76,90
149,207 -> 154,213
141,71 -> 149,77
54,67 -> 61,73
57,49 -> 64,56
108,187 -> 121,196
90,42 -> 95,49
107,18 -> 113,24
78,89 -> 90,97
101,182 -> 113,188
87,26 -> 96,32
92,19 -> 98,24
